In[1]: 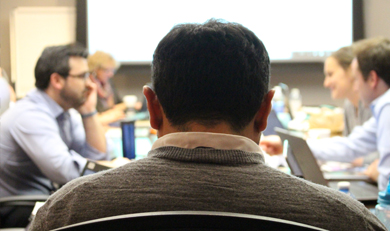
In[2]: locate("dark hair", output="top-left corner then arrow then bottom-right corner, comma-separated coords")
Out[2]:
35,43 -> 88,90
152,19 -> 270,132
330,46 -> 354,70
356,38 -> 390,87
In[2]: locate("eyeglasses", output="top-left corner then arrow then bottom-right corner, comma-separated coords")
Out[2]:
68,72 -> 90,80
100,67 -> 116,74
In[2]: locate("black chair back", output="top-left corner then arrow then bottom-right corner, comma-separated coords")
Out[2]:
0,195 -> 49,228
53,211 -> 327,231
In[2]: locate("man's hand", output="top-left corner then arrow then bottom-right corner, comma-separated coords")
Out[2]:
97,157 -> 131,168
364,159 -> 379,182
260,135 -> 283,155
77,77 -> 98,115
351,157 -> 364,167
113,102 -> 127,111
77,77 -> 107,153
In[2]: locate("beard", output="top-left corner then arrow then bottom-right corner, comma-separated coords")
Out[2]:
60,86 -> 88,109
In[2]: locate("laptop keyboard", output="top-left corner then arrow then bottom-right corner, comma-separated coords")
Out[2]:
328,181 -> 378,201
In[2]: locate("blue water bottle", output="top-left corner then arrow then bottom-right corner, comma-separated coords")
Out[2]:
376,180 -> 390,230
272,86 -> 285,114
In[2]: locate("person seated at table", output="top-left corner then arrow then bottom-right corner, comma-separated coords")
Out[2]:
323,45 -> 379,174
0,43 -> 109,227
261,37 -> 390,191
88,51 -> 126,125
324,46 -> 372,136
30,19 -> 385,231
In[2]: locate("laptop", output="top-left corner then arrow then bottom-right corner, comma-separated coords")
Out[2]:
278,128 -> 370,182
81,160 -> 112,176
263,109 -> 285,136
275,127 -> 379,202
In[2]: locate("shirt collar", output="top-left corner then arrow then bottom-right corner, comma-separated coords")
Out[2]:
370,88 -> 390,117
26,88 -> 64,118
152,132 -> 263,154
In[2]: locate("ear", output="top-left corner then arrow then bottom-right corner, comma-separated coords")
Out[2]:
367,70 -> 380,89
49,73 -> 65,90
254,90 -> 275,132
143,86 -> 163,130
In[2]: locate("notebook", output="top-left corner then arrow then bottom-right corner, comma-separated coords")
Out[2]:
275,127 -> 379,201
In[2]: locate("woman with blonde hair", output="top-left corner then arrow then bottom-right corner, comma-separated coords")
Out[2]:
88,51 -> 126,125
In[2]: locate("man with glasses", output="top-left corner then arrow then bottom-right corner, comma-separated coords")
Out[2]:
0,43 -> 109,226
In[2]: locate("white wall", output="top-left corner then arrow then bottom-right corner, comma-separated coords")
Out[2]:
363,0 -> 390,38
1,0 -> 390,106
0,0 -> 75,83
10,7 -> 76,97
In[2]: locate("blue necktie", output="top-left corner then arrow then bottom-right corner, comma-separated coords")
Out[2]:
57,112 -> 72,148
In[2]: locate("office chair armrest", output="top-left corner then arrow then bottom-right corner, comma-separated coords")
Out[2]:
0,195 -> 49,207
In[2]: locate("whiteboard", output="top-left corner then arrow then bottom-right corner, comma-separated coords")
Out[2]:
87,0 -> 353,63
10,7 -> 76,98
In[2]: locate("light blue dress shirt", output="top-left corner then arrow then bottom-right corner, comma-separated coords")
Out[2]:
308,89 -> 390,191
0,89 -> 108,197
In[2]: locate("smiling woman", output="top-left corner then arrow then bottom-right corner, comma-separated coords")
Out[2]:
322,45 -> 378,169
323,47 -> 355,101
323,46 -> 372,136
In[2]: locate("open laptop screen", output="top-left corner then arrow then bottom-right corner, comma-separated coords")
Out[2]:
275,127 -> 329,186
274,127 -> 379,202
283,139 -> 303,178
80,160 -> 112,176
263,110 -> 285,136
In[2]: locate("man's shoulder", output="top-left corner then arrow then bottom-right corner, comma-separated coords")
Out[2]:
1,98 -> 57,134
32,157 -> 385,231
281,178 -> 384,229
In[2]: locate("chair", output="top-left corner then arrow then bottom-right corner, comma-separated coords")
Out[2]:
0,195 -> 49,228
53,211 -> 327,231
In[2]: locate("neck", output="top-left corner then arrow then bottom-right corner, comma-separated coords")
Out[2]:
373,80 -> 390,101
346,91 -> 360,108
157,119 -> 260,144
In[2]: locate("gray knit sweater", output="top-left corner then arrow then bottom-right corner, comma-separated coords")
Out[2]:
30,147 -> 385,230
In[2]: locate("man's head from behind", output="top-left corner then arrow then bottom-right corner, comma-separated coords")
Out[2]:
146,19 -> 271,138
352,38 -> 390,106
